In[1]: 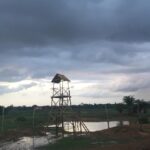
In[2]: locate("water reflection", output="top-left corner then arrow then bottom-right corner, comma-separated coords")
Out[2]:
0,133 -> 54,150
84,121 -> 129,132
62,121 -> 129,132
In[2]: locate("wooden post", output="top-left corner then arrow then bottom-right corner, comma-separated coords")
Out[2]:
105,104 -> 110,129
1,107 -> 5,133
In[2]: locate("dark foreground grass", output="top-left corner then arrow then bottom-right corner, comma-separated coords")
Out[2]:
38,136 -> 93,150
37,134 -> 122,150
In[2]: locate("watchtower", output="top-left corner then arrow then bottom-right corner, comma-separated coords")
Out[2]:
50,73 -> 89,136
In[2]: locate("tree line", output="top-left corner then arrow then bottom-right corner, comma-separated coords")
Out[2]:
116,96 -> 149,115
0,96 -> 150,115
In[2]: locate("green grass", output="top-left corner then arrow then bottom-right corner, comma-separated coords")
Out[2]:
37,134 -> 124,150
0,109 -> 49,133
43,136 -> 91,150
38,136 -> 96,150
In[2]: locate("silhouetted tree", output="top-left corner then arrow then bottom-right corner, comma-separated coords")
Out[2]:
0,106 -> 3,116
123,96 -> 135,114
115,103 -> 124,114
135,99 -> 148,114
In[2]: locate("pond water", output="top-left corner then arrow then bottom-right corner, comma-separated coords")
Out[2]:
0,121 -> 129,150
0,133 -> 56,150
62,121 -> 129,132
84,121 -> 129,132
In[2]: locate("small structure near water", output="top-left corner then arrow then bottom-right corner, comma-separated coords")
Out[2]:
49,73 -> 89,136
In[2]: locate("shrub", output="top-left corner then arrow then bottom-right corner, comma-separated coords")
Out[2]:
16,116 -> 27,122
138,116 -> 149,124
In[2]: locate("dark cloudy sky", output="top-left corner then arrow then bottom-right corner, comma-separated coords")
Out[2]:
1,0 -> 150,106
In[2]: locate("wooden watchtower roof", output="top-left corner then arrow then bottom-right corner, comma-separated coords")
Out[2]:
51,73 -> 70,83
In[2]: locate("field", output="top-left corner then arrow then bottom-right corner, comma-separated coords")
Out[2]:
0,106 -> 142,133
0,105 -> 150,150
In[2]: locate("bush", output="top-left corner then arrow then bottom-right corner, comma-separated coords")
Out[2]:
16,116 -> 27,122
138,116 -> 149,124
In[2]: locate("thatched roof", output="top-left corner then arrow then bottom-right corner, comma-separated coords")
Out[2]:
51,73 -> 70,83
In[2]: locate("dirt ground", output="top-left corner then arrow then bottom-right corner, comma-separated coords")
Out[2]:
91,124 -> 150,150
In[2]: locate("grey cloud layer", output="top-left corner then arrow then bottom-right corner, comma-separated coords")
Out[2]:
0,0 -> 150,96
115,74 -> 150,92
0,0 -> 150,49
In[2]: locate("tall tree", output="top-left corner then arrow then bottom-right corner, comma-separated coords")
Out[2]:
115,103 -> 124,114
123,96 -> 135,114
135,99 -> 148,114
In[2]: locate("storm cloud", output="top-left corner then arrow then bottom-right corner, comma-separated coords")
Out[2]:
0,0 -> 150,104
1,0 -> 150,48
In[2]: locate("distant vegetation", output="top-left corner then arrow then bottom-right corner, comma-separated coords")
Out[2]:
0,96 -> 150,134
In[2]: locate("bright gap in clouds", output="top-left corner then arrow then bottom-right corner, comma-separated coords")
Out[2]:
1,74 -> 148,106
